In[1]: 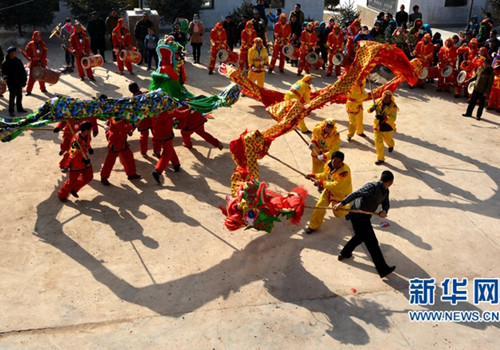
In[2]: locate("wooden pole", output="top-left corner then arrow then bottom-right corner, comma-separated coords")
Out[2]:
267,153 -> 309,178
305,205 -> 379,216
294,128 -> 322,159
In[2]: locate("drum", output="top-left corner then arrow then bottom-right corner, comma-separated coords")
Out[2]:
440,65 -> 454,78
333,52 -> 344,66
282,44 -> 298,60
217,49 -> 239,64
31,66 -> 60,84
312,57 -> 324,69
468,81 -> 475,95
426,66 -> 439,80
457,70 -> 467,84
305,52 -> 319,65
217,49 -> 229,62
81,54 -> 104,69
119,50 -> 141,64
0,79 -> 6,95
419,67 -> 429,80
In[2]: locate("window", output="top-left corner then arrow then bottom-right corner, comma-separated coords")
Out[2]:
270,0 -> 285,7
445,0 -> 467,6
201,0 -> 214,9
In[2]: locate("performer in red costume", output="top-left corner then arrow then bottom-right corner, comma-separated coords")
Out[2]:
58,121 -> 94,201
112,18 -> 134,75
437,37 -> 458,92
128,82 -> 155,156
151,108 -> 190,184
239,21 -> 257,71
70,22 -> 95,81
25,31 -> 48,95
413,33 -> 434,88
268,14 -> 290,73
208,22 -> 228,75
454,59 -> 476,98
346,18 -> 361,60
177,110 -> 224,150
297,22 -> 318,76
326,24 -> 344,77
54,116 -> 98,172
100,117 -> 141,186
457,38 -> 479,63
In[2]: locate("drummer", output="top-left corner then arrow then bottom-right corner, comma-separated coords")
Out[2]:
268,14 -> 290,74
326,24 -> 344,77
297,22 -> 318,76
437,37 -> 458,92
247,38 -> 269,87
208,22 -> 228,75
239,21 -> 256,71
112,18 -> 134,75
70,22 -> 96,81
454,58 -> 476,98
413,33 -> 433,88
25,31 -> 48,96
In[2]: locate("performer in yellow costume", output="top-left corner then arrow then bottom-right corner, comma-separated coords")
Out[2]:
247,37 -> 269,87
305,151 -> 352,234
284,74 -> 312,133
346,79 -> 369,141
309,118 -> 340,173
368,90 -> 398,165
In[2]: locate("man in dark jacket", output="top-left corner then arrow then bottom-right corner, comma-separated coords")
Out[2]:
333,171 -> 396,279
463,58 -> 495,120
395,5 -> 408,27
1,47 -> 27,117
223,16 -> 238,51
87,11 -> 107,61
105,9 -> 120,61
134,13 -> 154,64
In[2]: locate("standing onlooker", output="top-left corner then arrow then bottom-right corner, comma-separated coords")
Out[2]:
334,171 -> 397,279
316,22 -> 328,70
289,14 -> 301,38
1,47 -> 27,117
409,5 -> 422,27
255,0 -> 269,26
289,4 -> 305,26
486,30 -> 500,56
467,15 -> 479,34
61,18 -> 74,67
223,16 -> 238,51
268,8 -> 282,25
105,9 -> 120,61
374,12 -> 385,28
189,14 -> 205,64
395,5 -> 408,27
144,27 -> 159,70
170,23 -> 187,47
87,11 -> 107,61
134,13 -> 153,65
252,10 -> 266,44
463,58 -> 495,120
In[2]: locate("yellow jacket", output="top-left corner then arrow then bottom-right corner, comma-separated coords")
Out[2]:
248,46 -> 269,71
314,163 -> 352,202
284,77 -> 311,104
311,120 -> 340,160
346,83 -> 369,115
369,98 -> 398,131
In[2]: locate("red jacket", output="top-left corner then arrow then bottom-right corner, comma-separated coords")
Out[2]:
106,118 -> 134,152
112,20 -> 131,50
299,30 -> 318,51
241,23 -> 257,51
414,41 -> 434,66
273,22 -> 291,45
327,31 -> 344,53
70,28 -> 92,57
152,108 -> 190,142
176,111 -> 208,131
66,132 -> 91,171
25,31 -> 48,67
210,25 -> 228,50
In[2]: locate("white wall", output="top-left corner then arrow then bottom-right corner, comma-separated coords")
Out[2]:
339,0 -> 490,27
199,0 -> 325,29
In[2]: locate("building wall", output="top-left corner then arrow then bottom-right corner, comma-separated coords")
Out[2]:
198,0 -> 325,29
340,0 -> 490,27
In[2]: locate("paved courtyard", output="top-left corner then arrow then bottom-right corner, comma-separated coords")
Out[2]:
0,36 -> 500,349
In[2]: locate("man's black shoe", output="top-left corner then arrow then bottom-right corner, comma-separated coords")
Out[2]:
462,113 -> 472,117
305,227 -> 315,234
338,253 -> 352,261
173,164 -> 181,172
70,190 -> 79,198
476,116 -> 481,120
375,160 -> 385,165
101,178 -> 110,186
379,266 -> 396,278
388,147 -> 394,153
358,133 -> 367,137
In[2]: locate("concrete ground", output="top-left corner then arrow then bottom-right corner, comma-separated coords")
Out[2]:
1,34 -> 500,349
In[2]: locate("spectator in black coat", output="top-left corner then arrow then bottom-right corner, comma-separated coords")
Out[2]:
87,11 -> 107,61
396,5 -> 408,27
223,16 -> 239,51
289,14 -> 301,38
1,47 -> 27,117
135,13 -> 154,64
237,15 -> 250,46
